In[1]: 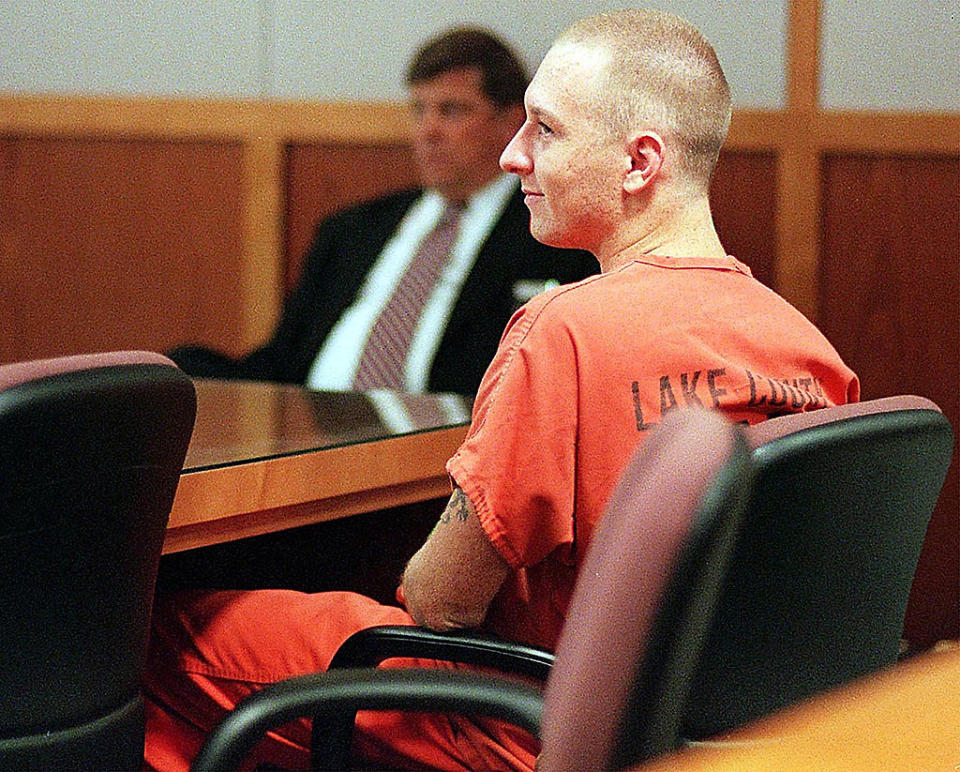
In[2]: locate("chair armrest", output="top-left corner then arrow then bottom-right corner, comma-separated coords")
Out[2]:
328,625 -> 555,680
190,668 -> 543,772
308,626 -> 554,768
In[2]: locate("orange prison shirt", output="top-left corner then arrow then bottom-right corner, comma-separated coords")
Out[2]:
448,254 -> 859,653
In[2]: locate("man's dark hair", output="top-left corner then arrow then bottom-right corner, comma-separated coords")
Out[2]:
406,27 -> 528,108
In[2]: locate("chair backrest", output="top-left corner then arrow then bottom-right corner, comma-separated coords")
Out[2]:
0,351 -> 196,770
682,395 -> 955,740
538,408 -> 754,772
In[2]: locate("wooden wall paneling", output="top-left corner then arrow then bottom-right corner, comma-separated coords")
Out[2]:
0,139 -> 18,340
710,151 -> 779,290
819,153 -> 960,647
774,142 -> 821,320
240,137 -> 285,351
283,142 -> 418,291
773,0 -> 822,320
787,0 -> 820,113
814,112 -> 960,156
0,135 -> 246,363
0,95 -> 412,145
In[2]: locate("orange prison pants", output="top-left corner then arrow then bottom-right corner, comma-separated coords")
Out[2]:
142,589 -> 538,771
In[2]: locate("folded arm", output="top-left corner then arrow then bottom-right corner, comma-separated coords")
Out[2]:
400,487 -> 511,632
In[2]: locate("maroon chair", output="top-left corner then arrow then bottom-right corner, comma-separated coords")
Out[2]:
535,409 -> 753,771
0,351 -> 196,771
682,395 -> 954,741
190,408 -> 754,772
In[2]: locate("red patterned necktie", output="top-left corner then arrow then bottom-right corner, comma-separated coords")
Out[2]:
353,202 -> 464,390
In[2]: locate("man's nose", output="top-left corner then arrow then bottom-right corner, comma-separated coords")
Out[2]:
500,130 -> 529,174
416,109 -> 444,139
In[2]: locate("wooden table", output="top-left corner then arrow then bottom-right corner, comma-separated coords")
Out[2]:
639,646 -> 960,770
162,380 -> 471,554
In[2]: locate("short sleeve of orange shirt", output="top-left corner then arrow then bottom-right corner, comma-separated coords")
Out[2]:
446,292 -> 582,571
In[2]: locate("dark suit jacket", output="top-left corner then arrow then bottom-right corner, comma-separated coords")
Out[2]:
171,186 -> 597,396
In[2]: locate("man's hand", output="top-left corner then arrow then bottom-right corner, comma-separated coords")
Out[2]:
400,486 -> 511,631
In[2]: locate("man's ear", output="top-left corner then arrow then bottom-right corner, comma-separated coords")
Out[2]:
623,131 -> 665,194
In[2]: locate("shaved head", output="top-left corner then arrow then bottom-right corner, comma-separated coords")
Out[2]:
556,9 -> 732,188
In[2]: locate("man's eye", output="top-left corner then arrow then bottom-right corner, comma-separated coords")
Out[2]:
439,104 -> 469,118
537,121 -> 553,136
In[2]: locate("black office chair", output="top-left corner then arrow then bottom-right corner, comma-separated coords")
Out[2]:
681,395 -> 954,740
191,408 -> 754,772
0,351 -> 197,771
305,394 -> 955,761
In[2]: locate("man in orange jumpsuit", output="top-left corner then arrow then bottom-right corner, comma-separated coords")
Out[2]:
143,9 -> 859,770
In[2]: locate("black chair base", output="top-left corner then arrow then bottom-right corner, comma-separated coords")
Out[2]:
0,696 -> 144,772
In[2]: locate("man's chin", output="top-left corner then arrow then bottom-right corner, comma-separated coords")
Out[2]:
419,170 -> 449,185
529,221 -> 567,249
416,164 -> 458,189
421,174 -> 475,200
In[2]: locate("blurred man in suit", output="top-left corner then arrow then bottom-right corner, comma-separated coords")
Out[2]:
171,27 -> 596,396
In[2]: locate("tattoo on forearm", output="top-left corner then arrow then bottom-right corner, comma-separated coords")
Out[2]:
440,488 -> 471,524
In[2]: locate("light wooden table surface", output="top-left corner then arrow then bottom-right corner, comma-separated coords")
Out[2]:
163,380 -> 470,554
640,646 -> 960,770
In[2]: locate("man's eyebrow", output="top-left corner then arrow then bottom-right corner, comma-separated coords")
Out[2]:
529,103 -> 561,127
409,97 -> 474,112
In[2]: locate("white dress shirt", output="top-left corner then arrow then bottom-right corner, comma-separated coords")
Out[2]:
305,173 -> 518,393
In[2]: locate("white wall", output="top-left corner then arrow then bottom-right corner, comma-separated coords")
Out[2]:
820,0 -> 959,111
4,0 -> 265,97
267,0 -> 595,101
1,0 -> 955,111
